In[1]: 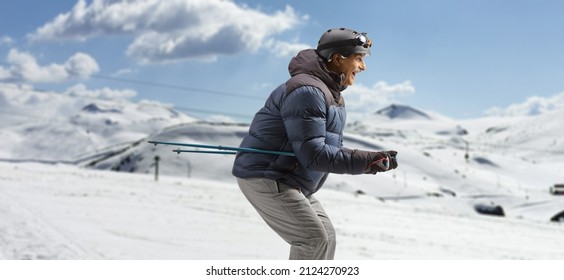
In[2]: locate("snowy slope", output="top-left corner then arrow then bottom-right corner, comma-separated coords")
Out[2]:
81,117 -> 564,224
82,121 -> 248,181
1,161 -> 563,260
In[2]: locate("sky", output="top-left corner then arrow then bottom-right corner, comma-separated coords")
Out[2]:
1,0 -> 564,122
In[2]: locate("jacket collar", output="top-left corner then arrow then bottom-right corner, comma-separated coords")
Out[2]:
288,49 -> 346,96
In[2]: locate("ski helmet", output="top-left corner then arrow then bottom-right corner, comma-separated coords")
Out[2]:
316,28 -> 372,62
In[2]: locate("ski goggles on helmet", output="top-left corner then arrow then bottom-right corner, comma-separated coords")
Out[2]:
353,33 -> 371,48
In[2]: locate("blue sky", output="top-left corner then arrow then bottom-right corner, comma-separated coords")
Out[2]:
1,0 -> 564,122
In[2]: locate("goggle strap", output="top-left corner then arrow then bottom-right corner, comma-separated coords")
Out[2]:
317,39 -> 358,51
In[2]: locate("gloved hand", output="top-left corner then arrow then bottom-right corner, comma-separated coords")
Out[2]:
364,150 -> 398,174
386,150 -> 398,170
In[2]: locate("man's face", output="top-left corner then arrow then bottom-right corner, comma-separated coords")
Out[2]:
336,53 -> 367,86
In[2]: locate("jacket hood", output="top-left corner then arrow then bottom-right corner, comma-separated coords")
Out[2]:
288,49 -> 347,95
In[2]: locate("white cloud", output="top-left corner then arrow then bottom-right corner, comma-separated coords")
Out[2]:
0,67 -> 9,80
0,36 -> 14,46
485,92 -> 564,117
345,80 -> 416,113
65,52 -> 100,78
29,0 -> 307,64
64,83 -> 136,100
265,39 -> 311,57
0,49 -> 99,83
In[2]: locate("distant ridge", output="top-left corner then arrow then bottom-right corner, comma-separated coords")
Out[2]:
81,103 -> 122,114
374,104 -> 431,120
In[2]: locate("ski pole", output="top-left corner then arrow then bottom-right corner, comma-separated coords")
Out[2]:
148,140 -> 296,157
172,149 -> 237,155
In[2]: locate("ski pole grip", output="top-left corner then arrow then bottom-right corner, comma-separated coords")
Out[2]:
378,156 -> 390,171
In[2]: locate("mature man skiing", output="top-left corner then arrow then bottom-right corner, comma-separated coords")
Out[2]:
232,28 -> 398,260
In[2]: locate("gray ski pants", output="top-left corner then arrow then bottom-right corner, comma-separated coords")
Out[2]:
237,177 -> 336,260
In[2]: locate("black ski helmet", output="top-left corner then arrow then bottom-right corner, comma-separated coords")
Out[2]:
316,28 -> 372,62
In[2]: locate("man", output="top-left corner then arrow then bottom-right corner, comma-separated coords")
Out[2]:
232,28 -> 398,260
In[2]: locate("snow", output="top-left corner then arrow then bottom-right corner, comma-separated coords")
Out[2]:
1,161 -> 563,260
1,85 -> 564,260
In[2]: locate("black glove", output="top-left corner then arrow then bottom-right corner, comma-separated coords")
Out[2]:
364,150 -> 398,174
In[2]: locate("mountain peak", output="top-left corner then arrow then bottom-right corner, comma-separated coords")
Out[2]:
374,104 -> 431,120
81,103 -> 122,114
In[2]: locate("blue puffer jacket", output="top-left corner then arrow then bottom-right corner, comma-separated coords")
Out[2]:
232,49 -> 370,196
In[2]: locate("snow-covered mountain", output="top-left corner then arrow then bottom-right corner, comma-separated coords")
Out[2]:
0,84 -> 196,161
1,86 -> 564,259
373,104 -> 433,120
50,99 -> 559,224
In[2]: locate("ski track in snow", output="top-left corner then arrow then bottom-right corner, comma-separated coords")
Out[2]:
1,162 -> 564,260
0,181 -> 95,259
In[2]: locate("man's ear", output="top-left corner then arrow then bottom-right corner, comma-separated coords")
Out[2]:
331,53 -> 343,65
